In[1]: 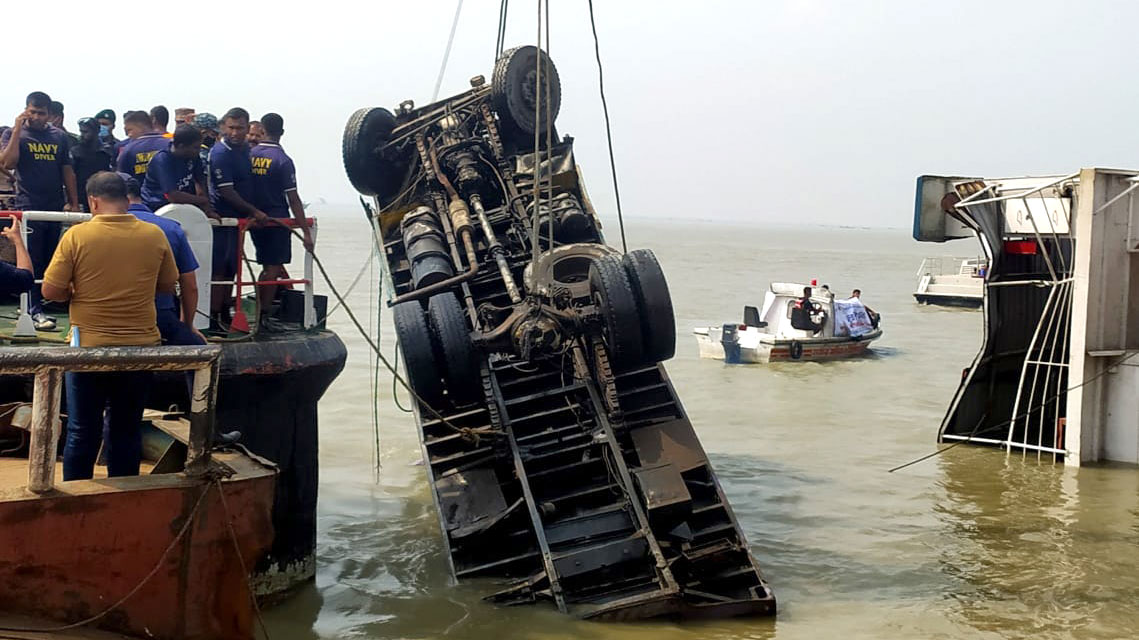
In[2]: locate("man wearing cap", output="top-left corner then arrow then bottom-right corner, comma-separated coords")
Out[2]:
117,110 -> 168,180
71,118 -> 113,210
175,108 -> 196,126
95,108 -> 118,152
0,91 -> 79,331
249,113 -> 314,331
42,171 -> 179,480
207,107 -> 270,330
192,112 -> 218,165
120,172 -> 205,345
141,124 -> 211,215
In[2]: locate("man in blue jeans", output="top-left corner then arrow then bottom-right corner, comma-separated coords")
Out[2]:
42,171 -> 179,480
120,172 -> 206,346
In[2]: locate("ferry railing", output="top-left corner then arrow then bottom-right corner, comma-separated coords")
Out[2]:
214,216 -> 317,332
0,210 -> 321,335
0,344 -> 222,494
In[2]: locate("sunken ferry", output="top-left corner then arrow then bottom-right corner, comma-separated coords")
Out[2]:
343,45 -> 776,620
0,190 -> 345,635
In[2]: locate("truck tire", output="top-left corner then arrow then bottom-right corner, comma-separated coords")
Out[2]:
492,46 -> 561,140
622,249 -> 675,363
393,300 -> 444,409
589,255 -> 644,371
343,107 -> 397,197
427,292 -> 480,406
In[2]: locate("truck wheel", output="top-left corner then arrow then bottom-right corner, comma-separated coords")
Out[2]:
393,300 -> 444,409
622,249 -> 675,362
589,255 -> 644,370
427,292 -> 480,406
492,46 -> 561,140
343,107 -> 397,197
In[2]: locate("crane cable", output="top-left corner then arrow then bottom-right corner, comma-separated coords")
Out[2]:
587,0 -> 628,253
433,0 -> 465,102
495,0 -> 510,59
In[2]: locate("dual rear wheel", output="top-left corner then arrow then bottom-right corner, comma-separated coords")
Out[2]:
589,249 -> 676,371
392,292 -> 480,410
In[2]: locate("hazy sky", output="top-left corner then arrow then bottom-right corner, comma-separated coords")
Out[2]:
8,0 -> 1139,227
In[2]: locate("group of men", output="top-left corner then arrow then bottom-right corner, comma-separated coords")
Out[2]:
0,91 -> 314,334
0,90 -> 316,481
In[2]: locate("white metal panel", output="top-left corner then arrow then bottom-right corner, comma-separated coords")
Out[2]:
156,204 -> 213,330
1102,362 -> 1139,464
1003,196 -> 1071,235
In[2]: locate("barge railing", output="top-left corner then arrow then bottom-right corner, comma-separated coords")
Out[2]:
0,209 -> 320,334
0,345 -> 222,493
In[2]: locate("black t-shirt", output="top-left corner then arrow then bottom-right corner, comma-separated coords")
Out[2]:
71,142 -> 113,209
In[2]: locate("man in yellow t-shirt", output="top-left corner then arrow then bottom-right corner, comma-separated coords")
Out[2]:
43,171 -> 179,480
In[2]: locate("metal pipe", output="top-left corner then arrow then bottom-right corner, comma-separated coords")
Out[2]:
470,195 -> 521,303
0,345 -> 221,373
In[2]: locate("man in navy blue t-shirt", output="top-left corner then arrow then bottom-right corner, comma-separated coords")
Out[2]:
207,107 -> 269,330
120,173 -> 205,346
141,125 -> 211,214
0,91 -> 79,330
116,111 -> 168,180
249,113 -> 314,331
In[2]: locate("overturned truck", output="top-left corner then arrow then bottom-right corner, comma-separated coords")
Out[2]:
343,46 -> 775,620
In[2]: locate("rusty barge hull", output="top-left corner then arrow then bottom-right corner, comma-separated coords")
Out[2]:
152,330 -> 346,597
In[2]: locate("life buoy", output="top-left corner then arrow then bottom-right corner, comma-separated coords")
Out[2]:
790,341 -> 804,360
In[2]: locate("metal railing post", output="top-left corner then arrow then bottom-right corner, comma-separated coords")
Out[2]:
27,367 -> 63,493
304,220 -> 317,329
185,361 -> 220,477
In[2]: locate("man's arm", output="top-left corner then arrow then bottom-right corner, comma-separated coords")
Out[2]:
62,165 -> 79,210
218,184 -> 268,222
0,220 -> 34,294
167,189 -> 212,209
41,228 -> 74,302
156,244 -> 179,295
285,190 -> 314,250
179,271 -> 198,324
0,112 -> 25,171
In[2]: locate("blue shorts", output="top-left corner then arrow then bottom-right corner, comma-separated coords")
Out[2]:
212,226 -> 239,280
250,223 -> 291,266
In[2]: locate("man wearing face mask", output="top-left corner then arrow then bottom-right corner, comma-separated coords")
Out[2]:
94,108 -> 118,153
192,112 -> 219,166
0,91 -> 79,331
71,117 -> 113,210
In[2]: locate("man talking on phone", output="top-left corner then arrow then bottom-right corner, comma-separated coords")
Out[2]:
0,91 -> 79,331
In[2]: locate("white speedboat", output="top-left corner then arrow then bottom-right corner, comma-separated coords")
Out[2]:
913,256 -> 985,307
694,283 -> 883,363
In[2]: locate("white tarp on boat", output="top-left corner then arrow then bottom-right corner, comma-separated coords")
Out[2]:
833,298 -> 873,337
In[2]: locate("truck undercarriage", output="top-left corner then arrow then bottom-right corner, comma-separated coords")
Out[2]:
343,46 -> 775,620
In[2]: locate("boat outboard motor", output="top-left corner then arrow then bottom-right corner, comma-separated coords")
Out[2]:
401,205 -> 455,289
721,323 -> 742,364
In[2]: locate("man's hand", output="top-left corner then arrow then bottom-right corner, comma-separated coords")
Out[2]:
249,210 -> 270,228
13,110 -> 28,129
62,203 -> 74,212
302,228 -> 314,252
1,219 -> 22,244
190,325 -> 208,343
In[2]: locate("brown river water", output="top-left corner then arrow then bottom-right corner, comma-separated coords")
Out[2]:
262,213 -> 1139,639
